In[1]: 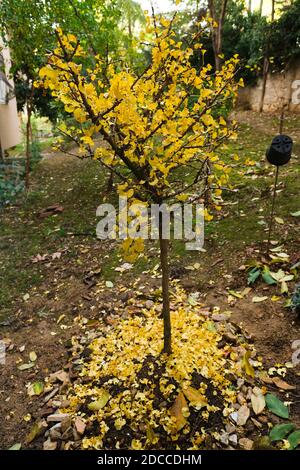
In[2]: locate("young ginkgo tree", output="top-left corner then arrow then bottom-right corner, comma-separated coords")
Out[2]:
39,14 -> 241,354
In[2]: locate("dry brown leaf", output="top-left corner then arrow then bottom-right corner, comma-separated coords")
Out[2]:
272,377 -> 296,391
258,371 -> 273,384
251,391 -> 265,415
169,392 -> 188,431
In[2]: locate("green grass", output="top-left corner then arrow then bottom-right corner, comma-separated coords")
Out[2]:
0,112 -> 299,317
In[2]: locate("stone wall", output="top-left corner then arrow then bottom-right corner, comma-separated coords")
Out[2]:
237,60 -> 300,113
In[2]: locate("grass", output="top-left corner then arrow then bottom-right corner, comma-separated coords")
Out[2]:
0,111 -> 299,319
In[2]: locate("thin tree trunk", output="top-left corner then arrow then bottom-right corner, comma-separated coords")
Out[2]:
106,169 -> 114,193
259,0 -> 275,112
208,0 -> 228,71
259,0 -> 263,15
0,141 -> 4,162
159,215 -> 171,355
25,87 -> 33,190
259,57 -> 269,112
279,106 -> 285,134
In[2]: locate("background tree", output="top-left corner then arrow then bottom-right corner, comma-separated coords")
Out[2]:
207,0 -> 228,70
39,14 -> 241,353
0,0 -> 144,186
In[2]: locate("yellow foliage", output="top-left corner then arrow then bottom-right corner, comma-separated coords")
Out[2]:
38,15 -> 241,259
61,284 -> 241,449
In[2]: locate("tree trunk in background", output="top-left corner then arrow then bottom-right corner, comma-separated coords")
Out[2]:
271,0 -> 275,19
259,0 -> 275,113
0,142 -> 4,162
248,0 -> 252,13
106,169 -> 114,193
259,57 -> 269,112
159,214 -> 171,355
208,0 -> 228,71
259,0 -> 264,15
25,87 -> 33,190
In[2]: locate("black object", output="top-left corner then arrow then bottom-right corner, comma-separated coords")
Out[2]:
266,134 -> 293,166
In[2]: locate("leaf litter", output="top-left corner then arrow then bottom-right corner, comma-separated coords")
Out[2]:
28,281 -> 298,450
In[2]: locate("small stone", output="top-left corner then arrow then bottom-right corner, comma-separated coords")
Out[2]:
61,416 -> 72,433
237,378 -> 244,389
43,439 -> 57,450
40,407 -> 55,418
60,400 -> 70,408
49,428 -> 61,441
145,300 -> 154,309
74,417 -> 86,435
237,392 -> 246,405
220,432 -> 229,445
61,426 -> 73,441
47,413 -> 70,423
239,437 -> 253,450
225,423 -> 236,434
237,404 -> 250,426
51,400 -> 62,408
229,411 -> 238,423
223,332 -> 237,344
43,387 -> 59,404
49,370 -> 70,384
212,312 -> 231,322
229,434 -> 238,446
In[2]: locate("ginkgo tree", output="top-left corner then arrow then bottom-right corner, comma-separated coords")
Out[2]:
38,12 -> 242,354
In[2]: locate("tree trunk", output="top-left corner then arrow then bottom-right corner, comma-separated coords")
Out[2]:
25,89 -> 33,190
208,0 -> 228,71
259,57 -> 269,113
0,141 -> 4,162
159,215 -> 171,355
259,0 -> 275,112
259,0 -> 263,15
106,169 -> 114,193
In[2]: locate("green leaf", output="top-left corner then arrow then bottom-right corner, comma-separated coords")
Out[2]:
248,268 -> 261,285
288,430 -> 300,450
265,393 -> 289,419
18,362 -> 35,371
33,381 -> 44,396
205,321 -> 216,333
291,211 -> 300,217
88,390 -> 110,411
269,423 -> 295,442
8,443 -> 22,450
262,268 -> 277,285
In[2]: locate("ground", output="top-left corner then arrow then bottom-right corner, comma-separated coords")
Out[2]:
0,111 -> 299,450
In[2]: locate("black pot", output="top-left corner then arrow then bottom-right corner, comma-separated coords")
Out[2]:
266,135 -> 293,166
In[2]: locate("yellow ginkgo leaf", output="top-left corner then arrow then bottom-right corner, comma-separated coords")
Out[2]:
242,351 -> 255,378
183,386 -> 207,409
